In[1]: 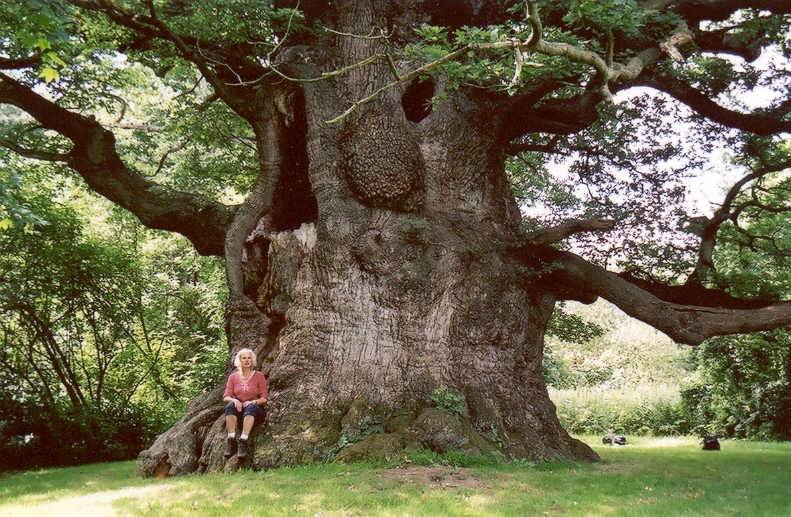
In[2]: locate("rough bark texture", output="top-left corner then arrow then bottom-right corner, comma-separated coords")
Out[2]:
139,87 -> 594,478
138,1 -> 598,476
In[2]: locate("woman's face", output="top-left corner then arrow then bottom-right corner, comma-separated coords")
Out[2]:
239,352 -> 253,368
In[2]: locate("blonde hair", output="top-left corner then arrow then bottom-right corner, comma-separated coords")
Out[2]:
233,348 -> 257,370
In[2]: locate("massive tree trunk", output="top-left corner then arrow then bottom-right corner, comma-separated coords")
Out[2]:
2,0 -> 789,479
137,4 -> 595,476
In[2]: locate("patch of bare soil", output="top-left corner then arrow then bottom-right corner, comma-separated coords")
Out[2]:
379,465 -> 490,489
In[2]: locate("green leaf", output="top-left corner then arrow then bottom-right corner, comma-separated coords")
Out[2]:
34,37 -> 52,50
0,218 -> 14,230
42,51 -> 67,67
39,66 -> 59,83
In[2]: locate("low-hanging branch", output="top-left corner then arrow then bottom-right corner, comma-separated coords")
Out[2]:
546,248 -> 791,345
0,72 -> 234,256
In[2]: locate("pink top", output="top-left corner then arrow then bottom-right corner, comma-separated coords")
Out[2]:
223,370 -> 268,403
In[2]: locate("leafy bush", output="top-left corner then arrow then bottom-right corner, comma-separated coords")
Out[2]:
681,331 -> 791,440
550,385 -> 689,436
0,186 -> 227,470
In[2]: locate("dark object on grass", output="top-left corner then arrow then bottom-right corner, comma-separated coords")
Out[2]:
602,432 -> 626,445
702,434 -> 720,450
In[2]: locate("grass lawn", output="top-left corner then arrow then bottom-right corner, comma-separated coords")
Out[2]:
1,436 -> 790,516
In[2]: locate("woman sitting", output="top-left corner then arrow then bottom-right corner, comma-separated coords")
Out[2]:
223,347 -> 268,459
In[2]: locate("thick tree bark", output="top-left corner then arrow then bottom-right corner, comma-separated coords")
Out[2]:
135,0 -> 790,476
138,4 -> 596,476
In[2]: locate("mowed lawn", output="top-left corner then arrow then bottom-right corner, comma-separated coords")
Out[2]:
2,437 -> 790,516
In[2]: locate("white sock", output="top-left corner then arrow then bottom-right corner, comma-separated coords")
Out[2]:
240,433 -> 248,440
227,432 -> 235,439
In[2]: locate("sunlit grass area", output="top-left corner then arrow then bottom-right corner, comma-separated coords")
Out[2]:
2,437 -> 790,516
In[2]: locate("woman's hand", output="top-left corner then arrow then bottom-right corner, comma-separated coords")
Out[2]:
234,399 -> 243,412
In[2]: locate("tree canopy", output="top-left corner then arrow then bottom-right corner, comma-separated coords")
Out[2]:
1,1 -> 788,346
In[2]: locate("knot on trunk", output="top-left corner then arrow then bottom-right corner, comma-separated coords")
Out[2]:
339,107 -> 424,211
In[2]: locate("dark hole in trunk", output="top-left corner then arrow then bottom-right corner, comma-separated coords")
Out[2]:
243,88 -> 317,299
402,77 -> 435,123
271,88 -> 317,232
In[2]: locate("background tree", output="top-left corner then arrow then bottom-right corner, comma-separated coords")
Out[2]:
0,0 -> 789,475
0,153 -> 227,470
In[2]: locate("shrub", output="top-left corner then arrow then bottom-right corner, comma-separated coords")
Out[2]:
550,385 -> 690,436
681,331 -> 791,440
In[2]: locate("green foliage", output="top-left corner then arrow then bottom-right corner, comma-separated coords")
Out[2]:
429,386 -> 466,417
547,305 -> 605,344
681,330 -> 791,440
0,168 -> 227,469
545,301 -> 693,434
551,385 -> 689,435
563,0 -> 644,37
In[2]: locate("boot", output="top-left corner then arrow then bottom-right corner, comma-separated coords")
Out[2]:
223,437 -> 237,459
237,438 -> 248,459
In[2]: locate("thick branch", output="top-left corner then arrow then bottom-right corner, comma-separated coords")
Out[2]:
693,26 -> 764,61
639,71 -> 791,135
545,249 -> 791,345
0,54 -> 42,70
526,218 -> 615,246
501,86 -> 616,139
224,91 -> 285,299
671,0 -> 791,23
0,72 -> 232,256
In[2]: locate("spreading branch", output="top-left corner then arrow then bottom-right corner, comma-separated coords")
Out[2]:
639,71 -> 791,135
526,218 -> 615,246
0,72 -> 233,256
687,158 -> 791,284
669,0 -> 791,23
543,248 -> 791,345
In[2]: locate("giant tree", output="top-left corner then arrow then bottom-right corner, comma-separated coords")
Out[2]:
1,0 -> 789,475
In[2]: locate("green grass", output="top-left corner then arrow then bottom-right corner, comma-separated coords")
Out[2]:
2,437 -> 790,516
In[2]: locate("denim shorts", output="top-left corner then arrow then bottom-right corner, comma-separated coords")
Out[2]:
224,402 -> 264,421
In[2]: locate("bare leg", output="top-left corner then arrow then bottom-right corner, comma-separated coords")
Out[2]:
226,414 -> 237,434
241,415 -> 255,436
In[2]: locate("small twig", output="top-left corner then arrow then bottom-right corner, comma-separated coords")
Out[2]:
0,138 -> 69,162
151,139 -> 189,176
385,53 -> 402,81
606,28 -> 614,67
509,41 -> 524,88
320,24 -> 391,40
172,75 -> 205,102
